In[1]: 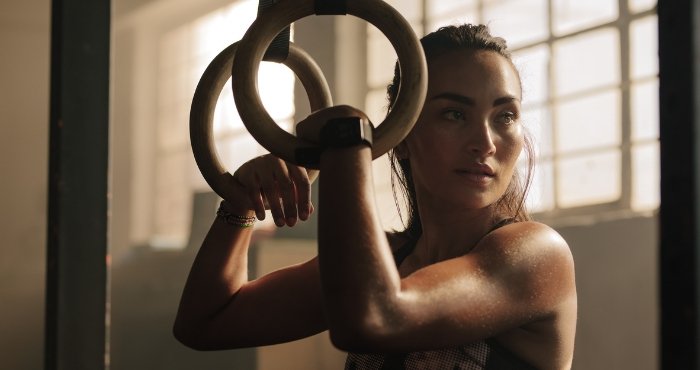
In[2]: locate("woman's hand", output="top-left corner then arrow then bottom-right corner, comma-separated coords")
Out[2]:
228,106 -> 369,227
231,155 -> 317,227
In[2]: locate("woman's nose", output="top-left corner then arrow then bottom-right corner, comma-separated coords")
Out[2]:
468,122 -> 497,156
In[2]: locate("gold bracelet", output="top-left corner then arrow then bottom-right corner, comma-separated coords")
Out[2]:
216,201 -> 256,228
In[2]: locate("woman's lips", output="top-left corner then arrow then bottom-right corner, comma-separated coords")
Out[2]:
455,169 -> 494,185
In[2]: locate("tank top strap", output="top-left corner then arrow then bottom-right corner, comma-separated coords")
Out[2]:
392,238 -> 418,267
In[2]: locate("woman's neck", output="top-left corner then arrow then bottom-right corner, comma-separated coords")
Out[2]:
412,203 -> 500,265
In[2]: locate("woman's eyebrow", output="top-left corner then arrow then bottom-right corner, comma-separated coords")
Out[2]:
493,96 -> 520,107
430,92 -> 520,107
429,92 -> 475,105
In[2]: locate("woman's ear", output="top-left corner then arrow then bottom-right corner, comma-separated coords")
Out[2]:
394,141 -> 409,160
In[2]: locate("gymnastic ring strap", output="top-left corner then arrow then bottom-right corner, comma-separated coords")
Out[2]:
232,0 -> 427,167
314,0 -> 347,15
258,0 -> 290,62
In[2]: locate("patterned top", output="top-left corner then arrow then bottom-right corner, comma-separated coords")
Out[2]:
344,339 -> 538,370
344,219 -> 538,370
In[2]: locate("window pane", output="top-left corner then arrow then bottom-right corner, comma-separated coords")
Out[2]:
556,90 -> 621,153
527,159 -> 555,212
213,79 -> 245,135
523,105 -> 553,158
630,15 -> 659,79
157,0 -> 296,243
192,11 -> 230,58
557,150 -> 621,207
217,134 -> 266,175
427,0 -> 478,21
483,0 -> 548,48
553,0 -> 618,35
629,0 -> 657,13
554,28 -> 620,96
428,12 -> 480,33
365,88 -> 389,127
632,142 -> 660,210
259,62 -> 296,124
631,78 -> 659,141
385,0 -> 423,23
513,44 -> 550,105
367,28 -> 398,88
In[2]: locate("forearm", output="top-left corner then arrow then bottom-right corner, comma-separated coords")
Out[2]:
317,146 -> 402,343
174,209 -> 255,342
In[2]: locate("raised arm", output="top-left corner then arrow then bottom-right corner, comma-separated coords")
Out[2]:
173,156 -> 326,350
312,111 -> 575,357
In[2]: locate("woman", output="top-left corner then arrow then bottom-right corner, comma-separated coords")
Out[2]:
174,24 -> 577,370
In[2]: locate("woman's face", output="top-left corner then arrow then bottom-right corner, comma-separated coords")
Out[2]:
400,49 -> 524,212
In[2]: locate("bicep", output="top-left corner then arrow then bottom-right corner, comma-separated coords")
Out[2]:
200,257 -> 327,349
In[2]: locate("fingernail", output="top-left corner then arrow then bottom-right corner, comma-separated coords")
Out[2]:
276,218 -> 284,227
287,217 -> 296,226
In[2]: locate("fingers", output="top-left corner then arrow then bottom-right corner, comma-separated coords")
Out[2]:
288,165 -> 312,221
268,157 -> 294,227
233,164 -> 266,220
233,154 -> 315,227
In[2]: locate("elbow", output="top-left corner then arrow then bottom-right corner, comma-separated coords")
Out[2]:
325,293 -> 409,352
328,327 -> 373,352
173,322 -> 202,350
173,319 -> 215,351
327,314 -> 395,352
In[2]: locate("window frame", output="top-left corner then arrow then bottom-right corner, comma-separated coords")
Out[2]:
364,0 -> 659,226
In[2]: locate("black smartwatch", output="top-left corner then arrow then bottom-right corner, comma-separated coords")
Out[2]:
295,116 -> 373,167
319,116 -> 373,148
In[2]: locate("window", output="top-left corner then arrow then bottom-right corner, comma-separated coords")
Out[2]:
152,0 -> 295,247
366,0 -> 658,224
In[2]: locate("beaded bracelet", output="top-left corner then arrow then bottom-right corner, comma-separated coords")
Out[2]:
216,201 -> 256,228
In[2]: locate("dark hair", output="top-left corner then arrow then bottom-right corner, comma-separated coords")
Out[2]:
386,24 -> 534,241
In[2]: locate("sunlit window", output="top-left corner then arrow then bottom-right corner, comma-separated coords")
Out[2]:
153,0 -> 295,247
367,0 -> 658,223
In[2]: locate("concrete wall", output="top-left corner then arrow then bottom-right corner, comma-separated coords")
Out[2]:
558,214 -> 658,369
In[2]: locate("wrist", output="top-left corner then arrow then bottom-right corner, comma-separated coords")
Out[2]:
217,200 -> 256,227
319,116 -> 373,149
295,115 -> 373,167
319,144 -> 372,169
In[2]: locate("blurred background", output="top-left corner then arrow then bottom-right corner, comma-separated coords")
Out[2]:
1,0 -> 658,368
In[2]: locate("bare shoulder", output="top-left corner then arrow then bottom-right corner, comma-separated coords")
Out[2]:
478,221 -> 573,269
477,222 -> 576,369
473,221 -> 576,313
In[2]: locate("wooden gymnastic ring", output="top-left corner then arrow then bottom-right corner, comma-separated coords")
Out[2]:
232,0 -> 427,165
190,41 -> 332,204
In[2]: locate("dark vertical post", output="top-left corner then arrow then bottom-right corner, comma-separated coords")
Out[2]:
659,0 -> 700,368
46,0 -> 111,369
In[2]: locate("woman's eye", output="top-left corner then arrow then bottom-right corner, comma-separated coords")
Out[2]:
441,109 -> 465,121
498,111 -> 518,125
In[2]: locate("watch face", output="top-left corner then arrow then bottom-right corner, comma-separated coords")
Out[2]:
322,116 -> 373,147
330,117 -> 362,142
